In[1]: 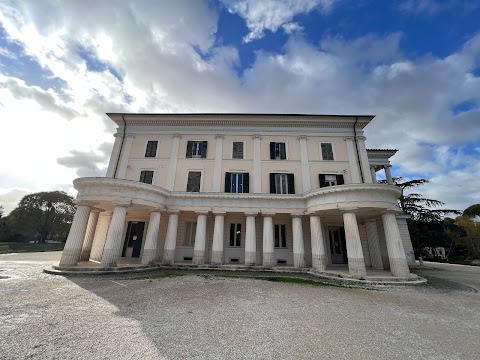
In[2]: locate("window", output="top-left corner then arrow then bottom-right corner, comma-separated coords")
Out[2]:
139,170 -> 154,184
319,174 -> 344,188
225,172 -> 249,193
184,222 -> 197,246
144,141 -> 158,157
186,171 -> 201,192
320,143 -> 334,161
186,141 -> 207,158
270,173 -> 295,194
270,142 -> 286,160
229,224 -> 241,247
274,224 -> 287,248
232,141 -> 244,159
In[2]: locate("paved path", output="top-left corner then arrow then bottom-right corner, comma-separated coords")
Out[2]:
1,252 -> 479,359
413,261 -> 480,292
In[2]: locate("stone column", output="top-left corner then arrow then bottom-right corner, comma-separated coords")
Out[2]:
163,211 -> 179,264
262,214 -> 274,267
166,134 -> 181,190
211,212 -> 225,265
101,203 -> 129,267
365,219 -> 383,270
141,210 -> 161,265
382,212 -> 410,277
80,210 -> 100,261
298,135 -> 311,192
370,166 -> 377,183
245,213 -> 257,266
213,135 -> 224,192
193,212 -> 208,265
253,135 -> 262,193
292,216 -> 306,268
89,212 -> 112,262
345,137 -> 361,183
343,211 -> 367,276
310,215 -> 326,271
357,136 -> 373,183
59,204 -> 91,266
384,165 -> 394,185
106,133 -> 123,177
116,134 -> 135,179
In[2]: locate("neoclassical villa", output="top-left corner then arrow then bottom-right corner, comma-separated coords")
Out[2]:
59,113 -> 415,278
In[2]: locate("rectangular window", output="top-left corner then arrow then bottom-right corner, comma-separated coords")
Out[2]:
186,141 -> 208,158
270,142 -> 287,160
139,170 -> 154,184
186,171 -> 201,192
232,141 -> 244,159
144,141 -> 158,157
225,172 -> 250,193
270,173 -> 295,194
184,222 -> 197,246
274,224 -> 287,248
229,223 -> 241,247
321,143 -> 334,161
319,174 -> 344,188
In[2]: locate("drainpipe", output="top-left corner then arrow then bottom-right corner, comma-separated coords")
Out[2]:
353,117 -> 364,183
113,114 -> 127,179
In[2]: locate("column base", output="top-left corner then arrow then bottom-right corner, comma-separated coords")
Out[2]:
312,255 -> 327,271
211,251 -> 223,265
192,251 -> 205,265
262,252 -> 274,267
101,248 -> 119,268
162,249 -> 175,265
347,257 -> 367,276
141,249 -> 157,265
59,249 -> 81,267
245,252 -> 256,266
294,253 -> 306,268
389,258 -> 410,277
79,249 -> 91,262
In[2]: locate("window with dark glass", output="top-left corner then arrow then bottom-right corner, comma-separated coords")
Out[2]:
319,174 -> 344,188
321,143 -> 334,161
139,170 -> 154,184
186,141 -> 208,158
186,171 -> 201,192
225,172 -> 249,193
270,142 -> 287,160
145,141 -> 158,157
184,222 -> 197,246
274,224 -> 287,248
229,223 -> 241,247
232,141 -> 244,159
269,173 -> 295,194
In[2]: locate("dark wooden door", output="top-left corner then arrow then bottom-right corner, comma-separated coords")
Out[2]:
122,221 -> 145,258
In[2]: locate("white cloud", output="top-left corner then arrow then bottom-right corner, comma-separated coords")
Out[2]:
220,0 -> 335,42
0,189 -> 29,215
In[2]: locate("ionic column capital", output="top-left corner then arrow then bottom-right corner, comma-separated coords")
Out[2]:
252,134 -> 262,140
215,134 -> 225,139
356,136 -> 366,142
261,212 -> 275,217
298,135 -> 308,141
244,212 -> 258,217
212,211 -> 226,216
173,133 -> 182,139
125,133 -> 136,139
195,211 -> 209,216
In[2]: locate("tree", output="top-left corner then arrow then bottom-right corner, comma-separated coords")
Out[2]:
463,204 -> 480,219
454,215 -> 480,260
0,205 -> 4,219
7,191 -> 76,243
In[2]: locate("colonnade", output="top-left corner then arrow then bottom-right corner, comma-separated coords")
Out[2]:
59,204 -> 411,278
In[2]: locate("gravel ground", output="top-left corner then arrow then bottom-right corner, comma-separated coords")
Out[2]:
1,252 -> 479,360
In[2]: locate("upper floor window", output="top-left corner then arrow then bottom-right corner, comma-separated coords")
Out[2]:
184,222 -> 197,246
139,170 -> 154,184
270,142 -> 286,160
320,143 -> 334,161
229,223 -> 241,247
274,224 -> 287,248
186,141 -> 207,158
319,174 -> 344,188
225,172 -> 249,193
186,171 -> 202,192
270,173 -> 295,194
145,141 -> 158,157
232,141 -> 244,159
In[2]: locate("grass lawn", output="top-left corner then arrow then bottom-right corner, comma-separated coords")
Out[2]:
0,242 -> 65,254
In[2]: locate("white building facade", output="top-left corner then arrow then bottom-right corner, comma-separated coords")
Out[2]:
59,114 -> 415,278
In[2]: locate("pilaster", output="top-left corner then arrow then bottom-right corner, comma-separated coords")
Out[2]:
345,137 -> 361,183
166,134 -> 181,190
213,135 -> 224,192
298,135 -> 311,192
253,135 -> 262,193
116,134 -> 135,179
357,136 -> 373,183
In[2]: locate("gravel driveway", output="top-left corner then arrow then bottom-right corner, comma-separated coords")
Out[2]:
1,252 -> 479,359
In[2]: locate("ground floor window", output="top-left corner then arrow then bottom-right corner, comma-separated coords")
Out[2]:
229,223 -> 241,247
184,222 -> 197,246
274,224 -> 287,248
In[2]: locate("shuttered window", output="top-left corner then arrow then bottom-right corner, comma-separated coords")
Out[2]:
186,171 -> 201,192
224,172 -> 250,193
139,170 -> 154,184
186,141 -> 208,158
274,224 -> 287,248
321,143 -> 334,161
144,141 -> 158,157
319,174 -> 344,188
269,173 -> 295,194
232,142 -> 244,159
229,224 -> 241,247
270,142 -> 287,160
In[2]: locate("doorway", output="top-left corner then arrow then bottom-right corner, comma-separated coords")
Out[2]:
328,227 -> 347,264
121,221 -> 145,258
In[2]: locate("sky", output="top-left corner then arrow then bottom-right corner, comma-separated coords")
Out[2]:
0,0 -> 479,215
